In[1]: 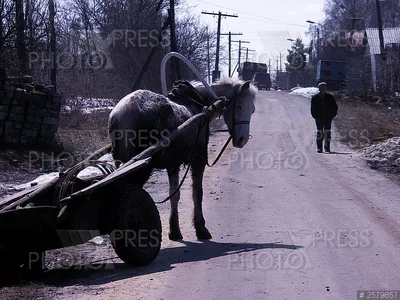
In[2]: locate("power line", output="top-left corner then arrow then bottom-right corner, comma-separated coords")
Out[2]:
196,0 -> 308,28
238,16 -> 303,27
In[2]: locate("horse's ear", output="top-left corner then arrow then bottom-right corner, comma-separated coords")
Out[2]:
239,80 -> 251,94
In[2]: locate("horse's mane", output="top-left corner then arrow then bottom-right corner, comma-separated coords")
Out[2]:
190,78 -> 258,102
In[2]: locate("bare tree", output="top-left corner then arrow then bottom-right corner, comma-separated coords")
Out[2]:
175,14 -> 218,80
378,44 -> 400,93
49,0 -> 56,89
321,0 -> 400,94
53,0 -> 167,98
0,0 -> 15,78
15,0 -> 26,74
0,0 -> 220,99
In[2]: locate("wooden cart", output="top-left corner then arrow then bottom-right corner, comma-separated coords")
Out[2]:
0,97 -> 227,278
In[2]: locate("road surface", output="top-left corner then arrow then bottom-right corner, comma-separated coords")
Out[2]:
9,90 -> 400,300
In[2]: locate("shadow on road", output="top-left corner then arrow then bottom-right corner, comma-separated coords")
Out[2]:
34,240 -> 303,287
325,151 -> 353,155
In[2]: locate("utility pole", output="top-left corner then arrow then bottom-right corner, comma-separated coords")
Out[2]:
207,27 -> 211,84
351,13 -> 356,33
202,11 -> 238,81
340,4 -> 363,49
279,52 -> 282,72
232,40 -> 249,74
241,47 -> 255,62
132,0 -> 177,91
238,40 -> 242,71
49,0 -> 57,91
347,15 -> 364,49
132,17 -> 170,92
316,27 -> 320,59
15,0 -> 26,75
221,32 -> 242,77
375,0 -> 386,61
169,0 -> 180,83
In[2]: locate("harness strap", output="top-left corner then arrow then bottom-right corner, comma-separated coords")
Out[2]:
234,120 -> 250,125
154,117 -> 208,204
154,86 -> 236,204
207,135 -> 232,167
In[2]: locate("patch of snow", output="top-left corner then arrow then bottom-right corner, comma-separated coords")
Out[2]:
88,236 -> 105,245
362,137 -> 400,169
0,183 -> 14,196
62,97 -> 118,114
8,154 -> 116,193
80,106 -> 115,114
12,173 -> 59,191
62,105 -> 72,113
290,86 -> 303,92
289,87 -> 319,98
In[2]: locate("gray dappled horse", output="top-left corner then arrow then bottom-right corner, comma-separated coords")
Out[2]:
108,79 -> 257,240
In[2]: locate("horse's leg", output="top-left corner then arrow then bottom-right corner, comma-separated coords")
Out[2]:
191,160 -> 212,240
167,167 -> 183,240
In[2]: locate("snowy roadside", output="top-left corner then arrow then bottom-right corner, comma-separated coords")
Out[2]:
61,97 -> 118,114
289,86 -> 319,98
362,137 -> 400,173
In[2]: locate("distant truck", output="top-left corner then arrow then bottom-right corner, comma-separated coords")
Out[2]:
239,62 -> 271,90
316,60 -> 346,90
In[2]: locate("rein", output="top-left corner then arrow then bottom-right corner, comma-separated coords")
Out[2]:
168,80 -> 237,167
156,81 -> 234,204
206,136 -> 232,167
155,117 -> 208,204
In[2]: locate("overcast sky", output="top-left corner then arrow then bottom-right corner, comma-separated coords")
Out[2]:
180,0 -> 326,74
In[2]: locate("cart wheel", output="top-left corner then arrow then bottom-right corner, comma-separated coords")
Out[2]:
1,251 -> 44,282
110,185 -> 161,266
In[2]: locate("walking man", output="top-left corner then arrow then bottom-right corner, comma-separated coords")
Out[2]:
311,82 -> 338,153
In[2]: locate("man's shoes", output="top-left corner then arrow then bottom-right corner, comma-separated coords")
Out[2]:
317,149 -> 323,153
324,147 -> 330,153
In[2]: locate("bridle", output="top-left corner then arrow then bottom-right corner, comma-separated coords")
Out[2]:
224,94 -> 251,136
167,80 -> 252,165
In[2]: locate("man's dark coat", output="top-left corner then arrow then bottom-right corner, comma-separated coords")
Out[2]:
311,92 -> 338,120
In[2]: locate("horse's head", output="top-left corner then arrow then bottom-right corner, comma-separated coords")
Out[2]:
222,80 -> 256,148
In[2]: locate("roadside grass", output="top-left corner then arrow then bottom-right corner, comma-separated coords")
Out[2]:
333,91 -> 400,178
57,110 -> 110,159
0,109 -> 111,198
333,92 -> 400,149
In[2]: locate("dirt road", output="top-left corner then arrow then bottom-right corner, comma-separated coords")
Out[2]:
3,90 -> 400,300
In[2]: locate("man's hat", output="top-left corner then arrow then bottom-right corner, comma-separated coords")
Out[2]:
318,82 -> 327,87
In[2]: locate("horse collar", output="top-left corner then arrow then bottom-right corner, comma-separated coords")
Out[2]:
168,80 -> 207,108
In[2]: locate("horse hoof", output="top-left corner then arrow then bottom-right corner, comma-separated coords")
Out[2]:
196,228 -> 212,240
169,231 -> 183,241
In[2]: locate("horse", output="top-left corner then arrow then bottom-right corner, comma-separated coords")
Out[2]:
108,78 -> 257,240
